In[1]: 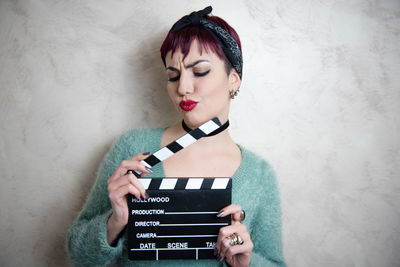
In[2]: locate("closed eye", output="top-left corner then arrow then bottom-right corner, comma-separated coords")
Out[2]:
168,70 -> 209,82
194,70 -> 210,77
168,75 -> 180,82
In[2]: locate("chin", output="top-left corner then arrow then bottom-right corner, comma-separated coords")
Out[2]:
182,113 -> 211,128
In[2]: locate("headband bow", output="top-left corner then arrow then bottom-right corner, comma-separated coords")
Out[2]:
171,6 -> 212,30
169,6 -> 243,79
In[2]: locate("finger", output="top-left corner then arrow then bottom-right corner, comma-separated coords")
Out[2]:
109,158 -> 150,183
125,152 -> 153,176
220,232 -> 253,263
108,173 -> 148,199
108,165 -> 125,183
224,241 -> 253,263
129,152 -> 151,161
110,152 -> 150,180
215,224 -> 246,260
218,225 -> 247,249
217,204 -> 243,224
108,174 -> 131,193
110,182 -> 142,201
128,174 -> 148,199
120,159 -> 150,174
216,224 -> 248,247
218,235 -> 232,261
215,225 -> 227,261
109,172 -> 142,189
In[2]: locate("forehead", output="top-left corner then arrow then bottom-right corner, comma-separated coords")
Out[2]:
165,40 -> 222,66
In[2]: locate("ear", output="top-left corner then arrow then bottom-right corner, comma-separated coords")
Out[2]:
228,69 -> 241,93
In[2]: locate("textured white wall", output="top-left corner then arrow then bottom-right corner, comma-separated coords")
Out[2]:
1,0 -> 399,266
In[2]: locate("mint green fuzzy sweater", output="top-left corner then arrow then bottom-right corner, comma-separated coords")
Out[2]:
66,128 -> 286,266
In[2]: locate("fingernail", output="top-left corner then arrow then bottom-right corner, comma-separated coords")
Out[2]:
143,152 -> 150,155
145,166 -> 153,173
217,211 -> 224,217
127,170 -> 133,174
144,193 -> 149,199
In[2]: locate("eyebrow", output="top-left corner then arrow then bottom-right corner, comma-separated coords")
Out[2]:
166,60 -> 209,72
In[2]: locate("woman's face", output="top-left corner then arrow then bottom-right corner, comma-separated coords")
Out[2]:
165,40 -> 240,128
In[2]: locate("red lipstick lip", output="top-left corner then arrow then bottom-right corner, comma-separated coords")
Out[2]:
179,100 -> 198,111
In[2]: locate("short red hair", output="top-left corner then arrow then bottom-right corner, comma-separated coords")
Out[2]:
160,15 -> 242,73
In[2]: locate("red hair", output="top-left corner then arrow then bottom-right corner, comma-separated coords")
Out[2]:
160,15 -> 242,72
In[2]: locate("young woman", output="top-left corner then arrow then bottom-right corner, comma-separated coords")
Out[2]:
67,6 -> 286,267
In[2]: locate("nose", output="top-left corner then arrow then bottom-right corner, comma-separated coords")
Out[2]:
177,71 -> 194,96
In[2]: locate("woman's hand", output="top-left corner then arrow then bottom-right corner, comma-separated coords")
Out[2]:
215,204 -> 253,267
106,152 -> 151,245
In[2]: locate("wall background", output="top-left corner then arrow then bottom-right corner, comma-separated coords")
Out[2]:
1,0 -> 399,266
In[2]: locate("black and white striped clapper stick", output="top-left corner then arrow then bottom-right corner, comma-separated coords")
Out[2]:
127,117 -> 222,177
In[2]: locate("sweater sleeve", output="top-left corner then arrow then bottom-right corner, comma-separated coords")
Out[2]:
249,162 -> 286,267
66,132 -> 135,266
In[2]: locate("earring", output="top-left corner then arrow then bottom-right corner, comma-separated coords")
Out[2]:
230,89 -> 240,99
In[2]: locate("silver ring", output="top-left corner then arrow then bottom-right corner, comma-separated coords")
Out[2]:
229,233 -> 238,246
236,233 -> 244,245
240,210 -> 246,222
229,232 -> 244,246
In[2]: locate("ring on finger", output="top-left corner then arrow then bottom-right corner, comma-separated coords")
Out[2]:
229,233 -> 238,246
229,232 -> 244,246
240,210 -> 246,222
236,233 -> 244,245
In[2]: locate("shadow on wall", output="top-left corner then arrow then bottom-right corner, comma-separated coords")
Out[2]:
49,32 -> 178,266
125,32 -> 179,128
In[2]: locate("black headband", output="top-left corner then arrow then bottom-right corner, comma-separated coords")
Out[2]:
170,6 -> 243,79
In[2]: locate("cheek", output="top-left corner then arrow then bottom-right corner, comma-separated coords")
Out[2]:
201,77 -> 229,98
166,86 -> 176,103
166,83 -> 176,95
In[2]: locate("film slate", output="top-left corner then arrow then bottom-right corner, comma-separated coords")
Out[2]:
127,177 -> 231,260
126,118 -> 232,260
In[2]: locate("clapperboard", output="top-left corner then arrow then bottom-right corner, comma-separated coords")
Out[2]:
128,177 -> 231,260
127,118 -> 232,260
